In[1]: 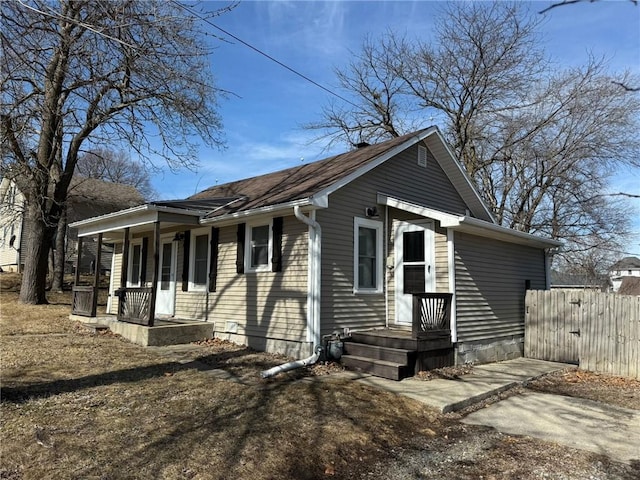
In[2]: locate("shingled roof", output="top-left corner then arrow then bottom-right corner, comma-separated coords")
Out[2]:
618,277 -> 640,295
610,256 -> 640,271
67,177 -> 145,223
189,129 -> 433,218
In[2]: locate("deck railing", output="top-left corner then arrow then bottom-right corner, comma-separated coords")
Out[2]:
412,293 -> 453,339
72,285 -> 97,317
115,287 -> 153,326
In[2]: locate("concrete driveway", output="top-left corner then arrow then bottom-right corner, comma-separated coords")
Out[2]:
462,391 -> 640,465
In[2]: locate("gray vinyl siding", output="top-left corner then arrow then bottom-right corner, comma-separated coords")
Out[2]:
375,144 -> 468,214
319,142 -> 468,334
454,232 -> 546,342
422,134 -> 493,221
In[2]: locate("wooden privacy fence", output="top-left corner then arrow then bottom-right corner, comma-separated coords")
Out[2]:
525,290 -> 639,379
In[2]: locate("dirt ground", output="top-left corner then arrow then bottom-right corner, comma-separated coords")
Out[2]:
527,368 -> 640,411
1,278 -> 638,479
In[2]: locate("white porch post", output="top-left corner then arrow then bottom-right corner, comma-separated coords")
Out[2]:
447,228 -> 457,343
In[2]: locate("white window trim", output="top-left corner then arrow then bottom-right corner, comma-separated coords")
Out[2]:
189,227 -> 210,291
127,240 -> 143,287
354,217 -> 383,294
245,219 -> 273,273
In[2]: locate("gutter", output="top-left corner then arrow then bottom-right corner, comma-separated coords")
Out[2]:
68,203 -> 206,229
261,206 -> 323,379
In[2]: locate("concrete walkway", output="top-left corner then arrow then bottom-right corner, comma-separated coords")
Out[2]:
462,391 -> 640,465
342,357 -> 572,413
339,357 -> 640,465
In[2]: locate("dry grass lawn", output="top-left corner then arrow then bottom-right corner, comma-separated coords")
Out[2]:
1,275 -> 638,479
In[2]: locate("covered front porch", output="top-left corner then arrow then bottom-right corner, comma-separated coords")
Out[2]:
69,201 -> 220,346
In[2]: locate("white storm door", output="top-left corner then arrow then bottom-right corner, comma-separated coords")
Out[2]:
395,221 -> 435,325
155,239 -> 177,316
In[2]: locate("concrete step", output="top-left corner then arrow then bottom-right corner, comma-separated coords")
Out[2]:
341,354 -> 410,381
343,341 -> 413,365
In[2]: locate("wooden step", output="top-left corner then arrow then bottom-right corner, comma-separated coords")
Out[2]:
343,341 -> 413,365
351,331 -> 418,350
351,330 -> 453,352
341,355 -> 410,381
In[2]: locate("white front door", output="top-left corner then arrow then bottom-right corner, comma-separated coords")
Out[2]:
395,220 -> 435,325
156,239 -> 176,316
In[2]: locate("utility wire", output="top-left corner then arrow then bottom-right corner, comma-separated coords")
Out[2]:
170,0 -> 361,110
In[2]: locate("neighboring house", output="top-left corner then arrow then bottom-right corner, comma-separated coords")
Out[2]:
609,256 -> 640,293
0,178 -> 27,272
71,127 -> 561,378
550,271 -> 609,291
0,176 -> 143,274
618,277 -> 640,296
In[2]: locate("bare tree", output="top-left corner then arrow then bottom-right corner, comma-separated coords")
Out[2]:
1,0 -> 231,304
539,0 -> 637,15
308,2 -> 640,264
77,149 -> 156,200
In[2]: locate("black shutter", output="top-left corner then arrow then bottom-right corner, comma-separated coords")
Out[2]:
209,227 -> 219,292
272,217 -> 283,272
236,223 -> 245,274
140,237 -> 148,284
182,230 -> 191,291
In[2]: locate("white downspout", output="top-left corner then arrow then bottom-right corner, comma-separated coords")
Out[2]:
293,206 -> 322,349
261,206 -> 322,379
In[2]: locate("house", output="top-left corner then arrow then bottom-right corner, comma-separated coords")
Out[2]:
69,127 -> 561,379
609,257 -> 640,293
0,178 -> 25,272
0,177 -> 143,274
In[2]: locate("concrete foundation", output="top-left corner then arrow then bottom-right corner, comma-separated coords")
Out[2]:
215,331 -> 313,359
70,314 -> 213,347
455,335 -> 524,365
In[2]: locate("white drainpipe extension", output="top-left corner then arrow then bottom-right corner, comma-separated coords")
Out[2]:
261,206 -> 322,379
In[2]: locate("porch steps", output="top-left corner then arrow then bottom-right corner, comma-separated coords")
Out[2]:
342,331 -> 416,381
343,342 -> 413,365
340,355 -> 411,381
350,330 -> 418,351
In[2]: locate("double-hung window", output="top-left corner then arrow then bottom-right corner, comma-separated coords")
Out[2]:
354,217 -> 383,293
246,220 -> 272,272
189,229 -> 210,290
128,242 -> 143,287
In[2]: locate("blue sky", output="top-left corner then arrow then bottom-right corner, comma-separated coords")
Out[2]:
150,0 -> 640,255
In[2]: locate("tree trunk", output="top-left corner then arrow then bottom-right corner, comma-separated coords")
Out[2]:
51,206 -> 67,292
19,204 -> 54,304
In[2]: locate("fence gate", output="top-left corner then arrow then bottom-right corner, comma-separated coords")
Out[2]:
525,290 -> 582,364
525,290 -> 640,379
